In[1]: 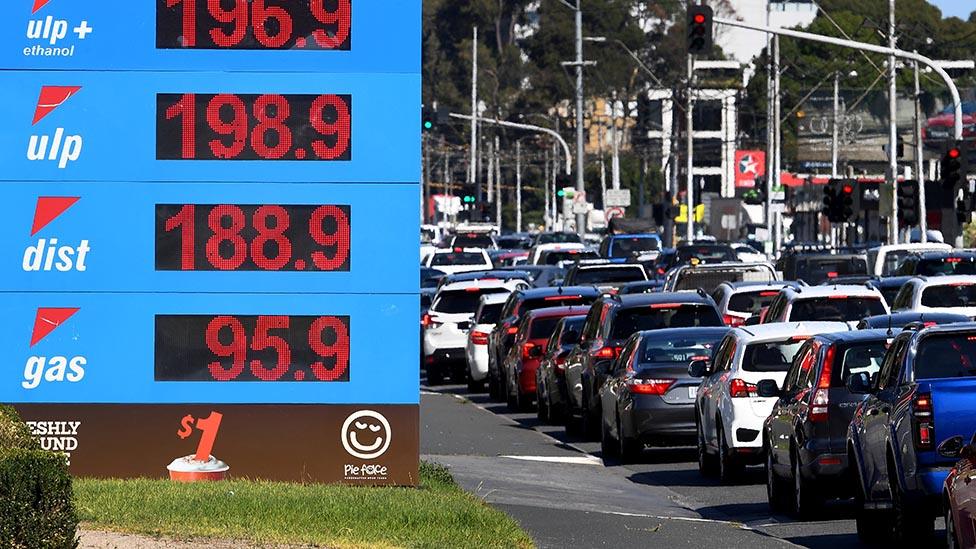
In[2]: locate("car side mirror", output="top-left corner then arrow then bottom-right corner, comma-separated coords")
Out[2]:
528,345 -> 543,359
756,379 -> 781,398
939,435 -> 966,459
743,315 -> 761,326
688,359 -> 711,378
846,372 -> 872,395
563,330 -> 580,345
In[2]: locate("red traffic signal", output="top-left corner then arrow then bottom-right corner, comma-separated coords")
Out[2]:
693,13 -> 706,24
842,184 -> 854,194
687,5 -> 714,55
948,147 -> 961,159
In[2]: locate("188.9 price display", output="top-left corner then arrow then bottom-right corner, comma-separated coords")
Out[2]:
156,204 -> 351,271
155,314 -> 350,382
157,0 -> 351,50
156,93 -> 352,161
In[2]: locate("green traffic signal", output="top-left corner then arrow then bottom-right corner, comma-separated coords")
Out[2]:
556,190 -> 565,197
424,120 -> 433,130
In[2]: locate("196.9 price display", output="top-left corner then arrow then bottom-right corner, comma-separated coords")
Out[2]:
156,204 -> 351,271
157,0 -> 351,50
155,314 -> 350,382
156,93 -> 351,161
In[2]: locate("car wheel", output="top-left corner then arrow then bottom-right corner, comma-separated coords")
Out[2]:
515,384 -> 533,412
487,357 -> 500,400
793,452 -> 821,519
697,417 -> 718,477
536,382 -> 549,422
426,360 -> 443,386
618,414 -> 640,464
717,423 -> 741,483
506,373 -> 518,411
765,445 -> 790,513
467,377 -> 485,393
946,500 -> 960,549
853,451 -> 889,543
600,413 -> 618,462
890,464 -> 934,542
581,392 -> 600,441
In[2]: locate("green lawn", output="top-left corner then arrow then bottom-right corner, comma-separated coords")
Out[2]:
74,462 -> 532,549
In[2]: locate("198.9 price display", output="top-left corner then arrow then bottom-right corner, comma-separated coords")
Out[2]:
157,0 -> 351,50
156,204 -> 351,271
156,93 -> 351,161
155,314 -> 350,382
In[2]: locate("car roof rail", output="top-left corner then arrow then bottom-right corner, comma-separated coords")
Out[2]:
902,321 -> 927,332
696,287 -> 708,299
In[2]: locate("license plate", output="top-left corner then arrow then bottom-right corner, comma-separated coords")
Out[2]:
688,387 -> 698,399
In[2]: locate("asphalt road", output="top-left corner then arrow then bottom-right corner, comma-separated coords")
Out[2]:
421,382 -> 947,549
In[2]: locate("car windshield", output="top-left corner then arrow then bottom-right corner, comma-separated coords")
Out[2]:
432,288 -> 509,314
915,333 -> 976,378
728,290 -> 781,315
789,297 -> 887,322
742,340 -> 806,372
796,257 -> 867,283
497,236 -> 528,249
610,237 -> 659,258
834,342 -> 888,387
475,303 -> 504,324
921,284 -> 976,308
639,334 -> 720,364
529,317 -> 562,339
431,252 -> 486,266
916,257 -> 976,276
609,305 -> 723,339
880,250 -> 916,276
573,267 -> 646,284
537,233 -> 582,245
675,246 -> 735,264
453,234 -> 494,248
543,250 -> 599,265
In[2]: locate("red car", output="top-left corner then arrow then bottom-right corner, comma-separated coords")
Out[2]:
504,306 -> 591,411
945,432 -> 976,549
923,101 -> 976,148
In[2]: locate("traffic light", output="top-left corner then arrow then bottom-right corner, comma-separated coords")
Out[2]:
822,179 -> 839,222
941,141 -> 967,193
460,184 -> 477,205
839,179 -> 859,222
687,5 -> 714,55
742,176 -> 766,205
897,179 -> 920,226
422,105 -> 450,131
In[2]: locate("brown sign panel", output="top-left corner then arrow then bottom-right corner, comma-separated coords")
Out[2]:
14,404 -> 419,486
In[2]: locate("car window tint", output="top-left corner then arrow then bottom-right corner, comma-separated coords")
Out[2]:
835,342 -> 888,387
728,290 -> 781,315
432,288 -> 509,314
921,284 -> 976,308
916,257 -> 976,276
529,317 -> 562,339
431,252 -> 487,266
475,303 -> 504,324
609,305 -> 722,340
789,297 -> 886,322
610,237 -> 659,258
573,267 -> 646,284
742,339 -> 806,372
638,333 -> 720,365
876,339 -> 906,389
914,333 -> 976,379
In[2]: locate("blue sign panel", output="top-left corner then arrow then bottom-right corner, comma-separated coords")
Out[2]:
0,182 -> 417,293
0,292 -> 418,404
0,71 -> 418,182
0,1 -> 419,73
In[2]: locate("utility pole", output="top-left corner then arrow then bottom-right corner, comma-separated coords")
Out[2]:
831,72 -> 840,178
544,146 -> 551,230
686,53 -> 695,243
442,149 -> 451,224
887,0 -> 898,244
611,91 -> 621,190
572,0 -> 587,235
516,140 -> 523,233
764,0 -> 774,254
469,26 -> 479,204
772,34 -> 782,250
599,118 -> 607,210
495,134 -> 502,229
422,132 -> 430,224
913,53 -> 927,242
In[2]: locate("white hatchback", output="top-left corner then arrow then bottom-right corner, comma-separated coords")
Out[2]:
465,293 -> 510,391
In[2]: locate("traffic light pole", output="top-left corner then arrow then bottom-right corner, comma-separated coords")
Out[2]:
913,54 -> 928,242
448,113 -> 573,175
686,53 -> 695,243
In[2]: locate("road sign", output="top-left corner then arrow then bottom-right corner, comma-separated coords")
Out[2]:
605,207 -> 626,221
604,189 -> 631,207
5,1 -> 420,486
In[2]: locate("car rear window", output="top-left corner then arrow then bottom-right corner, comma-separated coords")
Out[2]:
728,290 -> 781,314
432,288 -> 509,314
453,234 -> 494,248
520,295 -> 596,316
742,340 -> 806,372
834,342 -> 888,387
789,297 -> 886,322
639,334 -> 720,364
573,267 -> 646,285
915,333 -> 976,378
916,257 -> 976,276
921,284 -> 976,308
537,233 -> 582,245
475,303 -> 504,324
431,252 -> 487,266
610,237 -> 659,258
609,305 -> 722,339
529,317 -> 562,339
676,246 -> 735,264
543,250 -> 599,265
796,257 -> 867,283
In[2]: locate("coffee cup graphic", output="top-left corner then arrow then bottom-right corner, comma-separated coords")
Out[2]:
341,410 -> 391,460
166,455 -> 229,482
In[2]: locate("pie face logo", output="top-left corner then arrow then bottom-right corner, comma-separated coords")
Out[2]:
341,410 -> 391,460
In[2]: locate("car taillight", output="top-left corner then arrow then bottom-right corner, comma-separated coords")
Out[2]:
913,392 -> 934,450
809,345 -> 834,423
555,356 -> 567,371
507,326 -> 519,334
522,343 -> 537,359
729,378 -> 758,398
422,313 -> 439,328
657,267 -> 665,275
470,331 -> 489,345
592,346 -> 620,359
628,378 -> 675,395
723,314 -> 745,327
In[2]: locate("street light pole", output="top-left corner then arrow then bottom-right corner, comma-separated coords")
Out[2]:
832,72 -> 840,178
573,1 -> 586,236
469,27 -> 479,203
913,53 -> 928,243
686,53 -> 695,243
887,0 -> 899,244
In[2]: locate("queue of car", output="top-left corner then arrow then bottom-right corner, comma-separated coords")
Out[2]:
420,228 -> 976,546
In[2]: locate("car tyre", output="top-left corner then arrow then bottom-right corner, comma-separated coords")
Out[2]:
946,499 -> 960,549
618,414 -> 640,464
426,361 -> 443,386
467,377 -> 485,393
717,423 -> 742,483
536,382 -> 549,422
890,465 -> 934,543
852,453 -> 889,543
697,417 -> 718,477
793,452 -> 821,519
766,444 -> 790,513
581,392 -> 600,441
601,414 -> 618,462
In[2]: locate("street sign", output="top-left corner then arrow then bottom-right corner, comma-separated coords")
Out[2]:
604,189 -> 631,207
6,1 -> 420,486
605,207 -> 626,221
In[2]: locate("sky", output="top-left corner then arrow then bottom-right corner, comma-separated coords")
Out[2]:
929,0 -> 972,20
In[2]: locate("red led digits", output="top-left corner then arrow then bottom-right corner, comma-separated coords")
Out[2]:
249,315 -> 292,381
206,94 -> 248,159
310,94 -> 351,160
310,205 -> 350,271
206,205 -> 248,270
206,316 -> 247,381
208,0 -> 248,47
251,205 -> 292,270
252,0 -> 293,48
164,204 -> 196,270
309,316 -> 350,381
164,93 -> 196,159
311,0 -> 351,49
251,95 -> 293,160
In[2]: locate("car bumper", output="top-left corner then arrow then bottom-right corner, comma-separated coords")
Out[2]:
728,398 -> 775,449
466,343 -> 489,381
912,467 -> 952,500
799,450 -> 851,494
423,330 -> 468,356
425,348 -> 467,366
518,365 -> 538,393
629,397 -> 696,442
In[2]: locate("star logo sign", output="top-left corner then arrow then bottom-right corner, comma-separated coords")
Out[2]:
739,154 -> 760,176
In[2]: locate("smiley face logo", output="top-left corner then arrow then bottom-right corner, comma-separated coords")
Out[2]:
340,410 -> 392,460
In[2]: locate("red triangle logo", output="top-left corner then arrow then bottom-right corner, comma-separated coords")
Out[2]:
31,196 -> 79,235
30,307 -> 79,347
33,85 -> 81,125
32,0 -> 52,14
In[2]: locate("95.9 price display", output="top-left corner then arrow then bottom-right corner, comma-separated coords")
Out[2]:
156,93 -> 352,161
155,204 -> 351,272
156,0 -> 351,50
155,314 -> 350,382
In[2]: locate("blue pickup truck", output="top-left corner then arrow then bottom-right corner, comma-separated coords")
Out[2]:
847,322 -> 976,542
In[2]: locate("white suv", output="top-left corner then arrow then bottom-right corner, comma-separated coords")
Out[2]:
710,281 -> 800,327
423,248 -> 493,275
692,322 -> 852,482
889,275 -> 976,318
866,243 -> 951,277
465,293 -> 509,392
761,284 -> 888,326
423,278 -> 527,385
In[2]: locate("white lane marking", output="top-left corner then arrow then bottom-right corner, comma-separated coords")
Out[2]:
500,454 -> 603,465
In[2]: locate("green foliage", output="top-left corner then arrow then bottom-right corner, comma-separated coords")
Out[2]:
0,407 -> 78,549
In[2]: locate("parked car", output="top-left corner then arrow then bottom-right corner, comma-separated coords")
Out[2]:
922,101 -> 976,149
536,315 -> 587,423
692,322 -> 852,482
943,432 -> 976,549
847,323 -> 976,542
762,329 -> 892,517
599,327 -> 729,462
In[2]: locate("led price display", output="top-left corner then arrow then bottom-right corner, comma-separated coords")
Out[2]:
157,0 -> 351,50
156,93 -> 352,161
156,204 -> 351,271
155,314 -> 350,382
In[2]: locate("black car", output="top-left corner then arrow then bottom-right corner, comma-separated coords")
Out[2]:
599,327 -> 728,462
496,233 -> 533,250
762,329 -> 891,517
618,280 -> 664,294
561,264 -> 648,291
894,251 -> 976,276
563,291 -> 725,439
776,252 -> 869,285
487,287 -> 602,401
857,311 -> 971,330
536,315 -> 586,423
